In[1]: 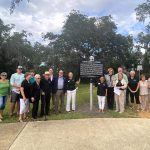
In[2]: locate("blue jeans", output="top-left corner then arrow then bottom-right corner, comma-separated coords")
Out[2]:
0,96 -> 7,110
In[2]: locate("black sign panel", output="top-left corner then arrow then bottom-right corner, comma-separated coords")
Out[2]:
80,61 -> 103,77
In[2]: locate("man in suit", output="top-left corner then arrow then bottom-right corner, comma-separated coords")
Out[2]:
40,71 -> 52,116
53,70 -> 66,114
123,67 -> 130,106
49,68 -> 55,111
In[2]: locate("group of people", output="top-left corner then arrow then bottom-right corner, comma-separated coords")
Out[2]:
0,66 -> 80,122
0,65 -> 150,122
96,67 -> 150,114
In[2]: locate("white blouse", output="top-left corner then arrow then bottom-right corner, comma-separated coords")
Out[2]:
114,79 -> 127,89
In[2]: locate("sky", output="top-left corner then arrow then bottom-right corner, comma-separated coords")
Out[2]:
0,0 -> 147,44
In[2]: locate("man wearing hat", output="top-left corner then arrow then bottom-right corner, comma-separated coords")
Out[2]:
10,66 -> 24,116
40,71 -> 52,116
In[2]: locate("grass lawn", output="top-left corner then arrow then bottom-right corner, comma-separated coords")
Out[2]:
1,84 -> 146,123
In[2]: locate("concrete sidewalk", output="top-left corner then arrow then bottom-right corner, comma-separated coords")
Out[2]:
0,122 -> 26,150
1,118 -> 150,150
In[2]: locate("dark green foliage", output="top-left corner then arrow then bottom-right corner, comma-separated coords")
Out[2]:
135,0 -> 150,75
0,10 -> 144,76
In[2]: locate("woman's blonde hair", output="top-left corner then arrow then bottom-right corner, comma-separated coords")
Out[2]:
108,68 -> 114,74
35,74 -> 41,79
130,70 -> 135,75
118,73 -> 123,79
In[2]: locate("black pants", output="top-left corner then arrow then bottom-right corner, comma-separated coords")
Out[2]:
129,91 -> 140,104
32,99 -> 39,119
107,87 -> 114,109
41,94 -> 51,116
126,89 -> 129,105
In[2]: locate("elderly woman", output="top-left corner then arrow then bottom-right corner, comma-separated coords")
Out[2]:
114,73 -> 127,113
139,74 -> 150,112
66,72 -> 80,112
19,72 -> 31,122
0,72 -> 10,122
96,76 -> 107,113
128,71 -> 140,111
31,74 -> 41,119
105,68 -> 115,110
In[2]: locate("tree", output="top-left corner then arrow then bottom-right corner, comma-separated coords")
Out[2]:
135,0 -> 150,75
0,18 -> 34,75
10,0 -> 29,14
45,10 -> 137,74
135,0 -> 150,22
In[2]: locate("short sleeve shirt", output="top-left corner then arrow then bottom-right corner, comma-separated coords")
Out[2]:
128,77 -> 139,91
97,82 -> 107,96
20,79 -> 31,99
10,73 -> 24,93
66,78 -> 76,91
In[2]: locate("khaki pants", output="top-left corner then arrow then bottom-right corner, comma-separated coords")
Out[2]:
51,93 -> 56,107
140,95 -> 149,111
55,90 -> 65,113
148,89 -> 150,102
115,91 -> 125,113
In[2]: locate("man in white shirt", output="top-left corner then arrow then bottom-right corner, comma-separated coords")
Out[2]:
10,66 -> 24,116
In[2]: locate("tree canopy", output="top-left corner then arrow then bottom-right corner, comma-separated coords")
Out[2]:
135,0 -> 150,75
1,10 -> 145,76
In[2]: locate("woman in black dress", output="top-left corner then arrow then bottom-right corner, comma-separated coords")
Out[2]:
128,71 -> 140,111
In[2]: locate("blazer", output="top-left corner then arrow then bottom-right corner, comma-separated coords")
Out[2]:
40,78 -> 52,95
50,76 -> 56,94
53,76 -> 67,93
105,74 -> 115,88
31,82 -> 41,100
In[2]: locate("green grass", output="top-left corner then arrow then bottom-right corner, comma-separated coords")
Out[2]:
1,84 -> 139,123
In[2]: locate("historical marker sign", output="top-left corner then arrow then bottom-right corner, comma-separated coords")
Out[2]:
80,61 -> 103,77
137,65 -> 143,71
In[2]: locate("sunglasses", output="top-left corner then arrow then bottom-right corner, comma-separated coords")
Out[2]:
1,75 -> 7,77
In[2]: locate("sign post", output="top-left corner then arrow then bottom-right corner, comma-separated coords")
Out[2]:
89,56 -> 94,111
90,78 -> 93,111
137,65 -> 143,80
80,56 -> 103,111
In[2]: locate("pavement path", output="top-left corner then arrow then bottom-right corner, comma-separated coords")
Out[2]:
1,118 -> 150,150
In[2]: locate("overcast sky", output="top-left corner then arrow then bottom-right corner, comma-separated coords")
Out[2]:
0,0 -> 147,44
